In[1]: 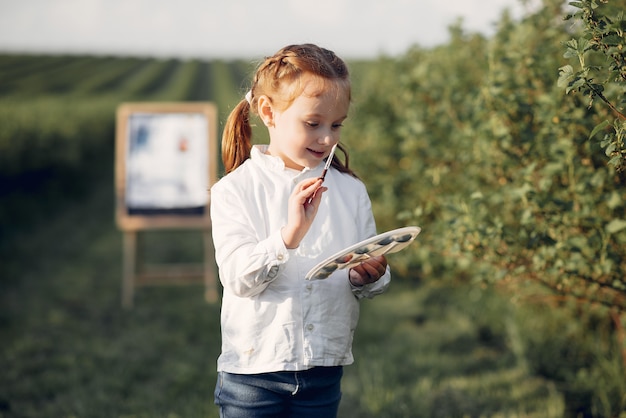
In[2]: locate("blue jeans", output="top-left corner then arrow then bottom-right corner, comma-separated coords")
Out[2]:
214,366 -> 343,418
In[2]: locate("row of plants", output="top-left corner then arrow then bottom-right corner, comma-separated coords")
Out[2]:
0,56 -> 247,237
342,0 -> 625,415
0,55 -> 251,176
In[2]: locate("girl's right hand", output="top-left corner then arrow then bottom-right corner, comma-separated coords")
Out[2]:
281,177 -> 327,249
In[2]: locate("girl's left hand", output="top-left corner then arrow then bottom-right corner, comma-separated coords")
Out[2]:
349,255 -> 388,286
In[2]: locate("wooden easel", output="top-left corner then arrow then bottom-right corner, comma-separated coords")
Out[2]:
115,102 -> 219,308
121,228 -> 218,308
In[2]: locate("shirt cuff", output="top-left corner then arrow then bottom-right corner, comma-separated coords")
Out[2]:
349,281 -> 369,299
262,230 -> 290,280
349,267 -> 391,299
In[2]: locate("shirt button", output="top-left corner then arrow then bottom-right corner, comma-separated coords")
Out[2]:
306,283 -> 313,291
306,324 -> 314,331
277,254 -> 284,261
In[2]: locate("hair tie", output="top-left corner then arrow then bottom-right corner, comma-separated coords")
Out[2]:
245,90 -> 252,104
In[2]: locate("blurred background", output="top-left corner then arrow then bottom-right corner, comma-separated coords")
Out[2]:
1,0 -> 625,417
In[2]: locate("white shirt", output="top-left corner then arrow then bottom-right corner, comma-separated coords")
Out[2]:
210,145 -> 391,374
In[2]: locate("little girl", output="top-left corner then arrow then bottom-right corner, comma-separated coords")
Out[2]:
210,43 -> 390,418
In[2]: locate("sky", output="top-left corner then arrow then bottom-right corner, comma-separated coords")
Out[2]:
0,0 -> 541,60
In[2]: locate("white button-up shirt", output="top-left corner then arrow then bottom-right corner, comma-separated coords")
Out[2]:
210,145 -> 391,374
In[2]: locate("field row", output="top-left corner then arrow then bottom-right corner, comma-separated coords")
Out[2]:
0,54 -> 250,178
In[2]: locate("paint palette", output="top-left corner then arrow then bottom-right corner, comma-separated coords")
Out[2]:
305,226 -> 421,281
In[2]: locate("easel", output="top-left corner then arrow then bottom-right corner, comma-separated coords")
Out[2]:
115,102 -> 219,308
121,228 -> 217,308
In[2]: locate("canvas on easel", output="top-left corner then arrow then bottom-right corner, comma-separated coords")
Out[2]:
115,102 -> 218,308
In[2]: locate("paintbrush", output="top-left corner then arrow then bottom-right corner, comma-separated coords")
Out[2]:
319,143 -> 337,182
307,143 -> 338,204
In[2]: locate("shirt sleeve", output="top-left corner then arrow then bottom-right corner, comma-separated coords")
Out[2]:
349,183 -> 392,299
210,184 -> 289,298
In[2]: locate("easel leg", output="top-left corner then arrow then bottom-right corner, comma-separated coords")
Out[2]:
122,231 -> 137,308
203,230 -> 218,303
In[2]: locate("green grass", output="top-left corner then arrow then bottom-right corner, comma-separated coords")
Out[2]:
0,175 -> 565,418
339,283 -> 564,417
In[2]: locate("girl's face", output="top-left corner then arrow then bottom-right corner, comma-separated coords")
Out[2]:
262,75 -> 349,171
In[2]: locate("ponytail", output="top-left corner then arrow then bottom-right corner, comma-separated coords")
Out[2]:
222,99 -> 252,174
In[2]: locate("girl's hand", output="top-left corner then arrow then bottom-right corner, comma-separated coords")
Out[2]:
349,255 -> 388,286
281,177 -> 327,249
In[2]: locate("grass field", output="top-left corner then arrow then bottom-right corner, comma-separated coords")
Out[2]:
0,158 -> 566,417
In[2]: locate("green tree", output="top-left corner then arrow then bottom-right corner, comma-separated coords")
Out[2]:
559,0 -> 626,173
346,0 -> 626,413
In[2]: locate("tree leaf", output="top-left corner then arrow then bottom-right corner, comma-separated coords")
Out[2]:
601,34 -> 623,46
606,219 -> 626,234
605,142 -> 616,156
608,154 -> 623,167
589,120 -> 610,139
557,65 -> 574,88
